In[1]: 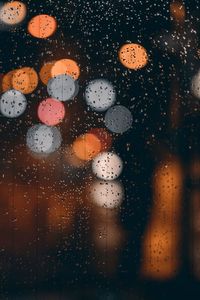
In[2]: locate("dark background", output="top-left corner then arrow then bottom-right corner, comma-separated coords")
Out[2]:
1,0 -> 200,299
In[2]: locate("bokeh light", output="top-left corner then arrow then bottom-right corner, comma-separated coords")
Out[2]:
105,105 -> 133,134
47,74 -> 76,101
170,1 -> 185,23
141,223 -> 179,280
12,67 -> 38,94
0,89 -> 27,118
72,133 -> 101,161
88,128 -> 112,151
28,14 -> 57,39
0,1 -> 26,25
90,180 -> 124,209
26,124 -> 62,154
119,43 -> 148,70
2,70 -> 17,92
39,61 -> 55,85
141,159 -> 182,280
85,79 -> 116,112
92,152 -> 123,180
51,59 -> 80,80
153,160 -> 183,218
37,98 -> 66,126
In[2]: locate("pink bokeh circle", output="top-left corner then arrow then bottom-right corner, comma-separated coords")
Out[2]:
38,98 -> 65,126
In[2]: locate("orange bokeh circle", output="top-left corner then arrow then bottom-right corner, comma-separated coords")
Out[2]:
51,59 -> 80,80
72,133 -> 101,161
39,61 -> 55,85
12,67 -> 38,94
0,1 -> 26,25
119,43 -> 148,70
1,70 -> 17,92
28,14 -> 57,39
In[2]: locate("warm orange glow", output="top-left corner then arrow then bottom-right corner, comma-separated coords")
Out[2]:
191,190 -> 200,233
119,43 -> 148,70
28,14 -> 57,39
65,146 -> 87,168
46,193 -> 75,246
12,67 -> 38,94
48,202 -> 65,228
153,159 -> 183,221
93,222 -> 124,250
190,159 -> 200,180
141,222 -> 179,280
0,1 -> 26,25
141,158 -> 183,280
72,133 -> 101,161
2,70 -> 17,92
88,128 -> 112,151
0,184 -> 36,254
39,61 -> 55,85
51,59 -> 80,80
170,1 -> 185,23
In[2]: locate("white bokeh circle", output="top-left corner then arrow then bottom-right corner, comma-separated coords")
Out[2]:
104,105 -> 133,134
90,180 -> 124,209
85,79 -> 116,112
92,152 -> 123,180
47,74 -> 76,101
0,89 -> 27,118
26,124 -> 62,154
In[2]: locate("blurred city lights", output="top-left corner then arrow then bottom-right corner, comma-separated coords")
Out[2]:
118,43 -> 148,70
51,59 -> 80,80
28,14 -> 57,39
47,74 -> 77,101
0,89 -> 27,118
38,98 -> 66,126
141,159 -> 183,280
2,70 -> 17,92
89,180 -> 124,209
85,79 -> 116,112
92,152 -> 123,180
0,1 -> 26,25
141,222 -> 180,280
26,124 -> 62,154
105,105 -> 133,134
39,61 -> 56,85
72,133 -> 101,161
12,67 -> 38,94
